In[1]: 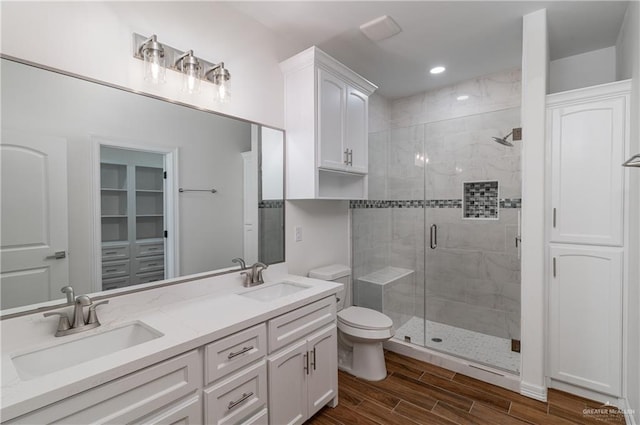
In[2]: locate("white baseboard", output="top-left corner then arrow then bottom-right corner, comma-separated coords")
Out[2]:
520,381 -> 548,401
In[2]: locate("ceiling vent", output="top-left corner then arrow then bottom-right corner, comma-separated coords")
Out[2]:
359,15 -> 402,42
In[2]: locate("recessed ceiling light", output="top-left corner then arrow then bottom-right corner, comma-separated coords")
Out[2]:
457,95 -> 469,101
430,66 -> 446,74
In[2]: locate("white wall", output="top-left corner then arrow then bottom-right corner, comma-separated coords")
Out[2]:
616,3 -> 640,422
519,8 -> 548,401
549,46 -> 617,93
285,201 -> 350,277
2,59 -> 250,294
0,1 -> 285,127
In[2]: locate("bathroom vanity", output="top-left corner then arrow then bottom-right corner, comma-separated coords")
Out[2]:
0,264 -> 341,424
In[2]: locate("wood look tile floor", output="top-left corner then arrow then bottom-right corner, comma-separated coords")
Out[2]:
306,351 -> 627,425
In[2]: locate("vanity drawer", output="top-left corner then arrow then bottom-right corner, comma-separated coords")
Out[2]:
205,324 -> 267,385
134,255 -> 164,274
268,296 -> 336,353
102,259 -> 130,279
137,271 -> 165,284
136,241 -> 164,257
102,244 -> 129,261
7,350 -> 201,424
102,276 -> 131,291
204,361 -> 267,425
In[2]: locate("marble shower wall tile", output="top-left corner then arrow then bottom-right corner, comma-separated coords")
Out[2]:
387,125 -> 425,201
390,68 -> 521,129
368,130 -> 389,199
369,93 -> 392,134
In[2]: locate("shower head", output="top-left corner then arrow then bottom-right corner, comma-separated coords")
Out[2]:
492,131 -> 514,147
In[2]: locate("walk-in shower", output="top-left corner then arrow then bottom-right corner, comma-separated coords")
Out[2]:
352,74 -> 522,374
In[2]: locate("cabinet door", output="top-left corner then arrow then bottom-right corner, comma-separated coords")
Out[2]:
268,340 -> 308,425
549,245 -> 622,396
317,69 -> 347,171
307,326 -> 338,418
345,86 -> 368,174
549,96 -> 626,246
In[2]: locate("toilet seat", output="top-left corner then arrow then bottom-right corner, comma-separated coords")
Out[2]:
338,306 -> 393,330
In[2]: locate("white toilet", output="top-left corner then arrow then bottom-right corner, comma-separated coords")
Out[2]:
309,264 -> 394,381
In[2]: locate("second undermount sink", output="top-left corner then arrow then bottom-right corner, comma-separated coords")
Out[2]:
11,321 -> 163,380
239,282 -> 310,302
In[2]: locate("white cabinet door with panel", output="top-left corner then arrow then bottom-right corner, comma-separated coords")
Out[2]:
344,86 -> 368,174
548,84 -> 629,246
268,339 -> 308,425
548,245 -> 622,396
317,68 -> 347,171
306,326 -> 338,418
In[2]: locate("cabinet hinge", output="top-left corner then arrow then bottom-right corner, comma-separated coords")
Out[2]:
164,230 -> 168,238
163,171 -> 167,179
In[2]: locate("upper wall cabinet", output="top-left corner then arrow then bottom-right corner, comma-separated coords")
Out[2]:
547,81 -> 630,246
281,47 -> 377,200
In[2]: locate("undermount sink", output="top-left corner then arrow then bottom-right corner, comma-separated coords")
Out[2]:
239,282 -> 310,302
11,321 -> 163,380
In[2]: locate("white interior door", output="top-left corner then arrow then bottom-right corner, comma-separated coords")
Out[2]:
1,130 -> 69,309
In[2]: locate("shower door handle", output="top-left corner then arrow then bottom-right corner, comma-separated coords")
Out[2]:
430,224 -> 437,249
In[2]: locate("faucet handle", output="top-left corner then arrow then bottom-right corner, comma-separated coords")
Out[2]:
240,271 -> 252,287
256,264 -> 268,284
232,257 -> 247,270
87,300 -> 109,325
60,286 -> 75,305
43,311 -> 71,333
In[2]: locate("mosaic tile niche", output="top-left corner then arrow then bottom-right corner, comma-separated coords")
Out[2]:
463,181 -> 499,219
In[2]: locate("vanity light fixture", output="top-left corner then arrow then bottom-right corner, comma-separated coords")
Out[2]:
137,35 -> 166,84
133,33 -> 231,102
206,63 -> 231,103
175,50 -> 201,94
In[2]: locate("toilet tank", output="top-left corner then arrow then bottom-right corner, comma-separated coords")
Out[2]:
308,264 -> 351,310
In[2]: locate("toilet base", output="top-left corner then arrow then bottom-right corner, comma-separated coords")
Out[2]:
339,341 -> 387,381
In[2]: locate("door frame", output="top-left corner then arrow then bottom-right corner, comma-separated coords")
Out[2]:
91,136 -> 179,293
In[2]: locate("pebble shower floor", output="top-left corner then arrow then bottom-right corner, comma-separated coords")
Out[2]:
396,316 -> 520,373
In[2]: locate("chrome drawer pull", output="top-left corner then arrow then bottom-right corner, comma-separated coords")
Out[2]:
227,392 -> 253,410
228,346 -> 253,359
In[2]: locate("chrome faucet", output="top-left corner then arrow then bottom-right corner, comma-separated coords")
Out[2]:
240,262 -> 268,287
44,292 -> 109,337
232,257 -> 247,270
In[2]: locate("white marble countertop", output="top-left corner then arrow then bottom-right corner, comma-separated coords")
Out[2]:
0,264 -> 342,421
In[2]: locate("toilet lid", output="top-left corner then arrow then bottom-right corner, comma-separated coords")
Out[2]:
338,307 -> 393,330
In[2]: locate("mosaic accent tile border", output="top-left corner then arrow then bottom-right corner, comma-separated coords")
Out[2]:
500,198 -> 522,208
259,200 -> 284,208
463,181 -> 499,219
350,198 -> 520,209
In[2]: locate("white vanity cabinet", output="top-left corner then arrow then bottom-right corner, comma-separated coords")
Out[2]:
546,80 -> 630,399
3,292 -> 340,425
6,350 -> 202,424
281,46 -> 377,200
267,297 -> 338,425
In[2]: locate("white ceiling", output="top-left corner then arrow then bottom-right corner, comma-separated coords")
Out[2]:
230,1 -> 630,99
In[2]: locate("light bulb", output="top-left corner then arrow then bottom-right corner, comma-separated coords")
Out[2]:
143,48 -> 165,84
215,78 -> 231,104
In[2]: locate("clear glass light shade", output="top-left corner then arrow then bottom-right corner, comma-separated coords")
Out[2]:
214,78 -> 231,104
143,49 -> 165,84
182,63 -> 201,94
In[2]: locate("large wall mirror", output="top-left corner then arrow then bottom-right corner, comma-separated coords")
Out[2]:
0,57 -> 285,313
